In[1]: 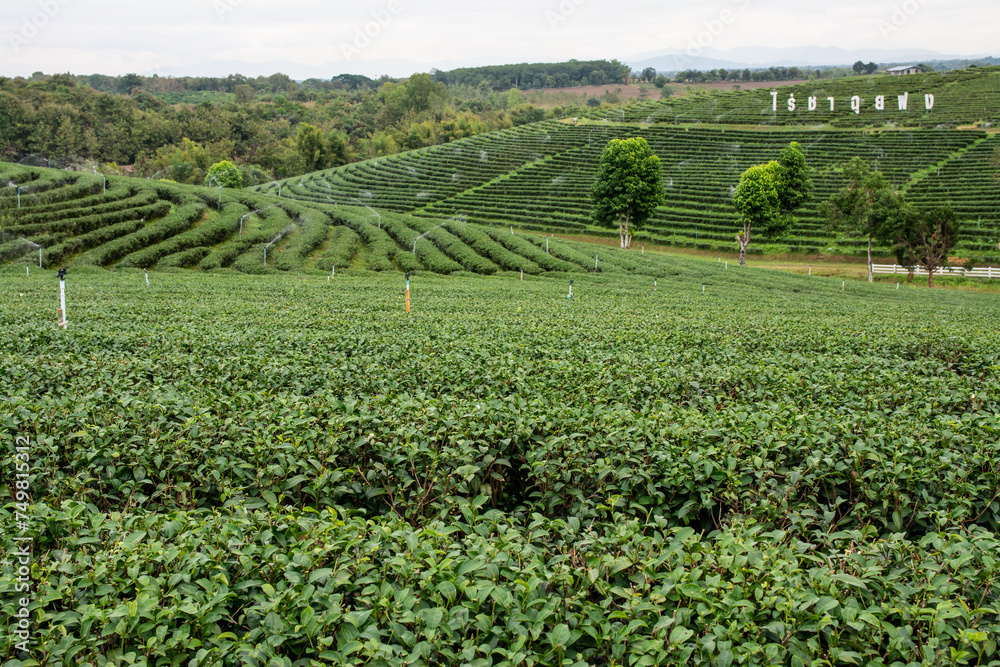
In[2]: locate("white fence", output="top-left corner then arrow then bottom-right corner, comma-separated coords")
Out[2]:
872,264 -> 999,279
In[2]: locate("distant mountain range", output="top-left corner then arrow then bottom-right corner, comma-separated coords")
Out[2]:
625,46 -> 994,73
141,47 -> 995,81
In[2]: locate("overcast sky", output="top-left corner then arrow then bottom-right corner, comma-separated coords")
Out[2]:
2,0 -> 995,78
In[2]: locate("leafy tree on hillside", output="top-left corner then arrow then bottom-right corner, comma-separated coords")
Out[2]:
852,61 -> 865,75
733,162 -> 781,266
825,157 -> 906,282
295,124 -> 352,173
295,124 -> 327,172
893,205 -> 961,288
732,142 -> 812,265
776,141 -> 813,215
641,67 -> 657,82
592,137 -> 665,249
205,160 -> 243,188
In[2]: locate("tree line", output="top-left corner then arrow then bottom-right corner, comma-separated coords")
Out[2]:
592,138 -> 968,286
0,72 -> 599,185
431,60 -> 631,90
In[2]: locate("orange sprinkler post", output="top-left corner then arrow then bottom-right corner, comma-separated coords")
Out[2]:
405,273 -> 411,313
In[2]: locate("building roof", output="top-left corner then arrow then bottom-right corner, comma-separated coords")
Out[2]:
886,65 -> 926,72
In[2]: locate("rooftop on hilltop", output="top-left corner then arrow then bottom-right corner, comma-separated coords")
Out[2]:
886,65 -> 928,75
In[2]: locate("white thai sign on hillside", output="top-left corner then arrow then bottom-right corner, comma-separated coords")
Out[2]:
771,92 -> 935,115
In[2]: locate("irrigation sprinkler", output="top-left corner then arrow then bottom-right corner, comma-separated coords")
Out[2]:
264,228 -> 291,267
520,269 -> 523,281
842,280 -> 845,291
354,199 -> 381,228
17,188 -> 21,208
405,273 -> 411,313
809,265 -> 812,276
546,238 -> 549,253
568,280 -> 574,300
144,269 -> 149,287
56,268 -> 68,329
103,175 -> 106,193
595,253 -> 599,270
654,279 -> 657,292
277,184 -> 282,198
511,225 -> 514,236
414,221 -> 452,254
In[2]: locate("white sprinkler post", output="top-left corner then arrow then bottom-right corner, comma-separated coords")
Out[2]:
103,175 -> 106,194
218,187 -> 223,212
57,268 -> 68,328
568,280 -> 574,300
145,269 -> 149,286
18,188 -> 21,208
595,254 -> 599,270
39,247 -> 42,268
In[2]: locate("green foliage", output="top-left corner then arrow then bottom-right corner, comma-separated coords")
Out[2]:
733,162 -> 782,240
205,160 -> 243,189
296,124 -> 352,173
775,141 -> 812,214
826,157 -> 904,242
894,205 -> 962,287
2,268 -> 1000,663
433,59 -> 630,90
592,137 -> 666,248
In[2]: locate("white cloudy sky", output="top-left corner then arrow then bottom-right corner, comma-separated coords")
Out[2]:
1,0 -> 995,77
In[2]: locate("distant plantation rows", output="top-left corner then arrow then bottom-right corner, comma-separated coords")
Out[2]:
4,66 -> 1000,271
0,163 -> 684,277
256,120 -> 1000,259
588,66 -> 1000,128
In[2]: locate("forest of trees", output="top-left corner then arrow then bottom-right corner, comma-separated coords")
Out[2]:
431,60 -> 631,90
672,66 -> 818,84
0,70 -> 598,184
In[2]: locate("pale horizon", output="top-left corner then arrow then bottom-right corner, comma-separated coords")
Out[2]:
2,0 -> 996,79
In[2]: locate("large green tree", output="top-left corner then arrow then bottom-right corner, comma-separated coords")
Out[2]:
776,141 -> 813,215
592,137 -> 665,249
893,205 -> 961,288
731,142 -> 812,265
733,162 -> 781,266
295,124 -> 352,173
825,157 -> 906,282
205,160 -> 243,188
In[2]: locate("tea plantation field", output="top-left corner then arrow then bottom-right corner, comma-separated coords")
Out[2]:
2,263 -> 1000,665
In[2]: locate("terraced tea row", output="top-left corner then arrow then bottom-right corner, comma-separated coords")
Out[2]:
0,163 -> 687,277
